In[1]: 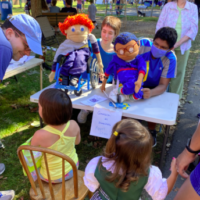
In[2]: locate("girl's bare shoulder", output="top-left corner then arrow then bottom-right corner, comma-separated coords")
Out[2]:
65,120 -> 80,137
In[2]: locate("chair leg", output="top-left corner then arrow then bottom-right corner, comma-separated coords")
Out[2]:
88,191 -> 93,199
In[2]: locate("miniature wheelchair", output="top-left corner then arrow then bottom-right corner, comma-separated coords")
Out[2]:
54,54 -> 100,96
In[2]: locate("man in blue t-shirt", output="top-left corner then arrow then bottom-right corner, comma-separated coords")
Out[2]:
139,27 -> 177,146
0,14 -> 43,188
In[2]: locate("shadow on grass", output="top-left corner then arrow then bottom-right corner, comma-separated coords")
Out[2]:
0,108 -> 107,200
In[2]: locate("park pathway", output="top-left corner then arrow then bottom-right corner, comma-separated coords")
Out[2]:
163,55 -> 200,199
97,6 -> 161,17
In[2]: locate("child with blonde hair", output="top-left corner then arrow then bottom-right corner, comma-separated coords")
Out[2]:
84,119 -> 178,199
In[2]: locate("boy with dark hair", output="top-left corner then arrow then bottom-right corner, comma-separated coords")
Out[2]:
88,0 -> 98,29
139,27 -> 178,146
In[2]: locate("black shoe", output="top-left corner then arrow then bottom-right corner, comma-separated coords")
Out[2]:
70,77 -> 79,87
149,130 -> 157,147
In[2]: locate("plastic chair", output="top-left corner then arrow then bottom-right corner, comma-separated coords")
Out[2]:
17,145 -> 91,200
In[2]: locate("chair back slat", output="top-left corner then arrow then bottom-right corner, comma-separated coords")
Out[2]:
62,159 -> 66,200
17,145 -> 79,198
18,151 -> 38,195
30,150 -> 46,199
44,153 -> 55,200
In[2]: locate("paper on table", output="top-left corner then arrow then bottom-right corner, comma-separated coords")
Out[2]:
9,55 -> 35,65
90,105 -> 122,139
81,95 -> 107,106
7,56 -> 35,72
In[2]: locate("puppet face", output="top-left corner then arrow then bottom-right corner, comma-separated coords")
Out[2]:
115,40 -> 139,61
65,25 -> 89,43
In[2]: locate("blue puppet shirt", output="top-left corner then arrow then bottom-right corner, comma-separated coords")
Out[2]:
105,54 -> 146,95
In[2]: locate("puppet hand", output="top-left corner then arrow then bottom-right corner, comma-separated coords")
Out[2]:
98,62 -> 104,74
134,80 -> 142,93
49,71 -> 55,82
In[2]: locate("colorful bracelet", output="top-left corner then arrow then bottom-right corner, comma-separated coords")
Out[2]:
104,76 -> 109,79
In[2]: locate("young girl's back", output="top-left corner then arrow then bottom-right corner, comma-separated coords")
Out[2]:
31,89 -> 81,183
84,119 -> 178,200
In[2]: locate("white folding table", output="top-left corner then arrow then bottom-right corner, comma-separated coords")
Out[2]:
30,84 -> 179,168
4,58 -> 44,90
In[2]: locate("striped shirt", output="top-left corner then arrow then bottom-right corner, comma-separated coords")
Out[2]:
139,38 -> 177,89
156,1 -> 198,55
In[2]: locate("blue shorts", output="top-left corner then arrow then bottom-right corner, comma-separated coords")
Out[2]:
77,3 -> 82,9
190,162 -> 200,196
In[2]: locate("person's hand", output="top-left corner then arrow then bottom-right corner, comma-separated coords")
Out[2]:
174,41 -> 181,49
170,157 -> 178,175
98,62 -> 104,74
49,71 -> 55,82
99,73 -> 104,81
134,80 -> 142,93
141,88 -> 152,99
176,149 -> 196,178
100,84 -> 106,92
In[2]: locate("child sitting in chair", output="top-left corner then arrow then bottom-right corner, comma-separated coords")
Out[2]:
49,14 -> 103,86
31,88 -> 81,183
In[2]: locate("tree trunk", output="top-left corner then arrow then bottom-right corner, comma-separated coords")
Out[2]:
31,0 -> 42,18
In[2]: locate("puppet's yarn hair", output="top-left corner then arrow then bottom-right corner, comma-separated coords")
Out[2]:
59,14 -> 95,36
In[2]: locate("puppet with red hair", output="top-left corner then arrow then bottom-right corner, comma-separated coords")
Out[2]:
49,14 -> 104,86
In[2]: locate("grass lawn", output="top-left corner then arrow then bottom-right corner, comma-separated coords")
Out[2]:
11,0 -> 161,15
0,5 -> 200,200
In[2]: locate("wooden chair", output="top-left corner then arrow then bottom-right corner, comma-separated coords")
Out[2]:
17,145 -> 91,200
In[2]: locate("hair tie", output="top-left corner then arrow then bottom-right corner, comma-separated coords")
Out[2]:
113,131 -> 118,136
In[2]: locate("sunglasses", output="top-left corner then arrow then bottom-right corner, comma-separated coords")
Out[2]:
14,30 -> 31,53
115,42 -> 137,55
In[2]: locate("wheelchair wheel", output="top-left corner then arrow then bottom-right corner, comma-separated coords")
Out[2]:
90,59 -> 99,89
74,89 -> 82,96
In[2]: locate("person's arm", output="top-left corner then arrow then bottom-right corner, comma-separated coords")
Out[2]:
176,123 -> 200,178
0,46 -> 13,81
142,77 -> 170,99
174,36 -> 190,49
167,158 -> 179,194
75,123 -> 81,145
144,160 -> 177,200
101,76 -> 108,92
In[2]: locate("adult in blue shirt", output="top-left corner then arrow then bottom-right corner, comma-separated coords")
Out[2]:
139,27 -> 177,146
0,14 -> 42,185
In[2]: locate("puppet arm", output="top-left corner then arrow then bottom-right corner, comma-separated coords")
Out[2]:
49,62 -> 57,82
88,34 -> 104,74
135,73 -> 144,93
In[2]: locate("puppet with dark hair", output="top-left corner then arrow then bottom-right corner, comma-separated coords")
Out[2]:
101,32 -> 146,103
49,14 -> 104,86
